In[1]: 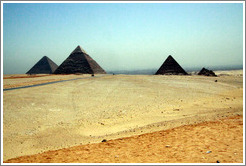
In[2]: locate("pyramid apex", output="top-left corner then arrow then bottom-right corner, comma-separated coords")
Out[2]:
71,45 -> 87,54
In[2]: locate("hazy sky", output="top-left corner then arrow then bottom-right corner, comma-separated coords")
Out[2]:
3,2 -> 244,74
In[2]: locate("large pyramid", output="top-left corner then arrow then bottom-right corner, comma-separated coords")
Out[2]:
54,45 -> 106,74
155,55 -> 188,75
26,56 -> 58,74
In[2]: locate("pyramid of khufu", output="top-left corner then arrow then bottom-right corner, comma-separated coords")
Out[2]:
155,55 -> 188,75
54,45 -> 106,74
198,68 -> 217,76
26,56 -> 58,74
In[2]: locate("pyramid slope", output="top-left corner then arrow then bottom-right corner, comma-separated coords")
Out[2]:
155,55 -> 188,75
54,46 -> 106,74
26,56 -> 58,74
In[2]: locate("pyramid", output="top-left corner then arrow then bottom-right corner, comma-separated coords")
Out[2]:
155,55 -> 188,75
198,68 -> 217,76
54,45 -> 106,74
26,56 -> 58,74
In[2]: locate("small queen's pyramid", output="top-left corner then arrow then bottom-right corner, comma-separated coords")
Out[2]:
155,55 -> 188,75
54,45 -> 106,74
26,56 -> 58,74
198,68 -> 217,76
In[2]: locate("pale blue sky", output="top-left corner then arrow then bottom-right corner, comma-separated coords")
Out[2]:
3,2 -> 244,74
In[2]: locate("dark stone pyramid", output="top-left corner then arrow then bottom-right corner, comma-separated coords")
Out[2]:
26,56 -> 58,74
155,55 -> 188,75
54,46 -> 106,74
198,68 -> 217,76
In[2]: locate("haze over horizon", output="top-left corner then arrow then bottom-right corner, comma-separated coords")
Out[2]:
3,2 -> 244,74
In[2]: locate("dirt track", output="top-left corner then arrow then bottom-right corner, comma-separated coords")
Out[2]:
3,74 -> 92,89
3,71 -> 243,162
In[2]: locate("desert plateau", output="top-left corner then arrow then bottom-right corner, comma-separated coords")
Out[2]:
2,70 -> 244,163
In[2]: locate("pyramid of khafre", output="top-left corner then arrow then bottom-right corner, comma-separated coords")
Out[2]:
155,55 -> 188,75
54,45 -> 106,74
26,56 -> 58,74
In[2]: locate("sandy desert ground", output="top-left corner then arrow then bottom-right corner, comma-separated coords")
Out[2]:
2,70 -> 244,163
5,115 -> 243,163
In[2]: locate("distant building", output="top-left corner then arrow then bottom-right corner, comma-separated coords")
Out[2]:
26,56 -> 58,74
54,45 -> 106,74
155,55 -> 188,75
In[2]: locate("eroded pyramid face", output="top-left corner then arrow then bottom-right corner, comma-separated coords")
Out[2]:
26,56 -> 58,74
54,46 -> 106,74
155,55 -> 188,75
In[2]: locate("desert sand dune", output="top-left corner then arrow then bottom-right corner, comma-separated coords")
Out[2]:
3,70 -> 243,162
